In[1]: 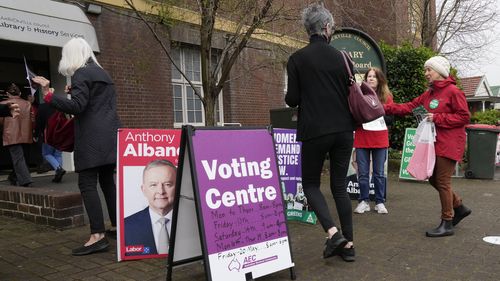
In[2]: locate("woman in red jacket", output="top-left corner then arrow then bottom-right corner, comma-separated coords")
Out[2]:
384,56 -> 471,237
353,68 -> 393,215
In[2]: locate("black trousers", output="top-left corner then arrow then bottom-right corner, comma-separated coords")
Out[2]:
301,131 -> 354,241
8,144 -> 32,186
78,164 -> 117,234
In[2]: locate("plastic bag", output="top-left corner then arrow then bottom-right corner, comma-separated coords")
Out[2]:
407,118 -> 436,180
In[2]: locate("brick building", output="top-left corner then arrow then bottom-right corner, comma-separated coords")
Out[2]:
0,0 -> 432,131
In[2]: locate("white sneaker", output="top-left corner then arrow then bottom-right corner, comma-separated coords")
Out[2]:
354,201 -> 370,214
374,203 -> 388,214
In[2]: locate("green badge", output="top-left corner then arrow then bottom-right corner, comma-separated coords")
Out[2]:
429,99 -> 439,109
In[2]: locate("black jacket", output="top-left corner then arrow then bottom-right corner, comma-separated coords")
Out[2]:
50,61 -> 121,171
35,102 -> 55,140
285,35 -> 355,141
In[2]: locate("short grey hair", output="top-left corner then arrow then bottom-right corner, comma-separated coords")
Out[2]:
142,159 -> 176,180
301,3 -> 335,36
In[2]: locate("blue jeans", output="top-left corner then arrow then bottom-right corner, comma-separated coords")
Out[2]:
42,143 -> 62,170
356,148 -> 387,204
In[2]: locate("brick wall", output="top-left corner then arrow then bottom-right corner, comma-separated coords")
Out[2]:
224,46 -> 287,126
0,187 -> 84,229
87,7 -> 173,129
87,3 -> 288,128
80,0 -> 414,128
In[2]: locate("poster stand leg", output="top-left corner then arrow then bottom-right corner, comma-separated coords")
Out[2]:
245,272 -> 254,281
290,267 -> 296,280
166,263 -> 171,281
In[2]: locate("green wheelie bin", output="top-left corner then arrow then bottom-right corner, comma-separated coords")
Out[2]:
464,124 -> 500,179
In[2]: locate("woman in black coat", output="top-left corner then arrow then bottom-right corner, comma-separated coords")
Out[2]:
33,38 -> 121,256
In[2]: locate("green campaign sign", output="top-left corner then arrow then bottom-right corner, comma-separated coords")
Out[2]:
399,128 -> 417,180
330,27 -> 386,75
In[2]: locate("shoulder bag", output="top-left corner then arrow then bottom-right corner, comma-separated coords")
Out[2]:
45,111 -> 74,152
340,51 -> 385,124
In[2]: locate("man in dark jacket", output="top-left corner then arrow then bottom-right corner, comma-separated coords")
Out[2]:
285,3 -> 356,262
125,160 -> 176,256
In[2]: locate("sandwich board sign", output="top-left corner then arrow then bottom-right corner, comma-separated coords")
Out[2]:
168,126 -> 296,281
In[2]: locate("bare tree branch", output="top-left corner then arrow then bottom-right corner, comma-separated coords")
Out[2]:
124,0 -> 204,101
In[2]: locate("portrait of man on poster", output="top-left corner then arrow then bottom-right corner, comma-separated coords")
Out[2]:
124,159 -> 176,256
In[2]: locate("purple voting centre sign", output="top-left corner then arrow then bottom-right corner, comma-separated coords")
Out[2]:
190,128 -> 294,281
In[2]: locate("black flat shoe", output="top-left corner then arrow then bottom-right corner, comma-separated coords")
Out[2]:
323,232 -> 348,259
72,238 -> 109,256
340,247 -> 355,262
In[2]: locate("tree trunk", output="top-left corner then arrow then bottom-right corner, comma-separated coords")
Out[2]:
204,92 -> 217,126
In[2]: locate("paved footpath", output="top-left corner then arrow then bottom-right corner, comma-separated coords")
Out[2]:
1,171 -> 499,281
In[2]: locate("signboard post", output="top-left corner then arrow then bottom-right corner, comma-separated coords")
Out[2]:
168,126 -> 295,281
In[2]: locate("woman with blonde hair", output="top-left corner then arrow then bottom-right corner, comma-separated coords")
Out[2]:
33,37 -> 121,255
353,67 -> 393,215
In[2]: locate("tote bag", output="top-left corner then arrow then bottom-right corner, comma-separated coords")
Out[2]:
407,119 -> 436,180
45,111 -> 75,152
340,51 -> 385,124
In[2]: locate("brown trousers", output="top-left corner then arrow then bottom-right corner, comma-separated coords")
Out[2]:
429,156 -> 462,220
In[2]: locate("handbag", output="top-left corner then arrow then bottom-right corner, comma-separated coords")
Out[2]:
45,111 -> 75,152
340,51 -> 385,124
407,118 -> 436,180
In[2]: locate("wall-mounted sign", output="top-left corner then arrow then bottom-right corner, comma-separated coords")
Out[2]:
0,0 -> 99,52
330,27 -> 385,75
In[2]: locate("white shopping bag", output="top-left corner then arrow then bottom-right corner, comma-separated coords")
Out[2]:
407,118 -> 436,180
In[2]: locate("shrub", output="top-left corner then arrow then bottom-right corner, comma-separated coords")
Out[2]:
470,109 -> 500,125
380,42 -> 435,150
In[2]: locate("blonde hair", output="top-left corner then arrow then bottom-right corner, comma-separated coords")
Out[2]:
364,67 -> 392,104
58,38 -> 101,77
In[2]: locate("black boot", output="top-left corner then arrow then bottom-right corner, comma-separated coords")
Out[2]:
7,172 -> 17,186
453,204 -> 472,226
52,167 -> 66,183
426,220 -> 454,237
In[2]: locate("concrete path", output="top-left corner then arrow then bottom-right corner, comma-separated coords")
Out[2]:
1,171 -> 499,280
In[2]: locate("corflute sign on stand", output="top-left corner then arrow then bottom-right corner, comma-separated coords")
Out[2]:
399,128 -> 417,180
273,128 -> 317,224
116,128 -> 181,261
168,126 -> 295,281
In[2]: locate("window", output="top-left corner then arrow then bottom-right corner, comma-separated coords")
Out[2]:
171,45 -> 223,127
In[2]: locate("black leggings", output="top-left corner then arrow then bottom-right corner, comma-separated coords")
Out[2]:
78,164 -> 117,234
301,131 -> 354,241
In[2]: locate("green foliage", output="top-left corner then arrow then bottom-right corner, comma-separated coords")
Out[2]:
380,42 -> 435,150
388,147 -> 402,160
470,109 -> 500,125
